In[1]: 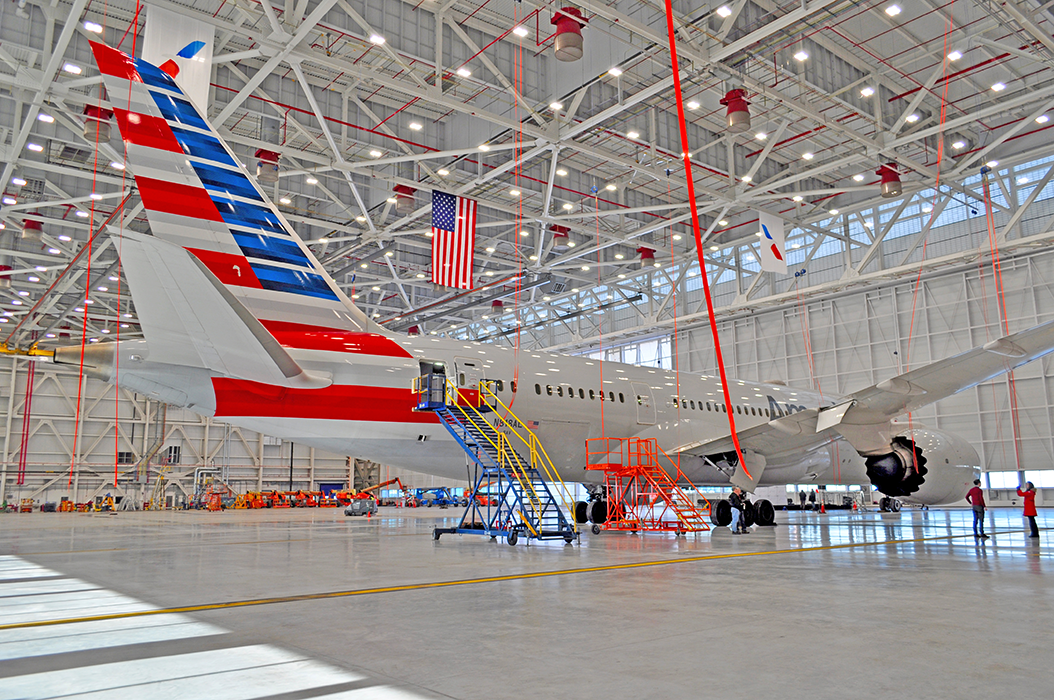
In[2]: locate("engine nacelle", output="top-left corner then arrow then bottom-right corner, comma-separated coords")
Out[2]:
863,428 -> 979,505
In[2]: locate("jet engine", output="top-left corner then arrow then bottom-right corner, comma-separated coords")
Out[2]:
862,428 -> 979,505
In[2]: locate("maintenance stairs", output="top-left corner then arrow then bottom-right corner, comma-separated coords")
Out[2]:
586,437 -> 711,535
414,373 -> 577,546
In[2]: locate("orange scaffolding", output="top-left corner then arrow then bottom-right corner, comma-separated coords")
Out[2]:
585,438 -> 710,535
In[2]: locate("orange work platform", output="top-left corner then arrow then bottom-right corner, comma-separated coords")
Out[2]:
585,437 -> 710,534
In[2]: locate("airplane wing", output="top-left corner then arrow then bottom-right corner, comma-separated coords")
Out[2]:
118,230 -> 331,389
678,318 -> 1054,460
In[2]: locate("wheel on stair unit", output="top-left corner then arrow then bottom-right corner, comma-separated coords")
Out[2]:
432,529 -> 441,541
591,524 -> 601,535
507,530 -> 518,546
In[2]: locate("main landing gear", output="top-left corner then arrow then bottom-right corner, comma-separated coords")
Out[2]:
878,497 -> 902,512
709,498 -> 777,527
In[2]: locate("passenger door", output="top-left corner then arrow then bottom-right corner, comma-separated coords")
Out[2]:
631,382 -> 655,425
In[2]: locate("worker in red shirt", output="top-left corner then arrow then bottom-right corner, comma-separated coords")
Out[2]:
966,479 -> 988,539
1017,481 -> 1039,539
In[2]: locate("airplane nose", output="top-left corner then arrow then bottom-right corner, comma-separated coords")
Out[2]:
53,342 -> 117,382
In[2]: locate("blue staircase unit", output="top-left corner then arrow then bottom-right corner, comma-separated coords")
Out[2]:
415,374 -> 577,546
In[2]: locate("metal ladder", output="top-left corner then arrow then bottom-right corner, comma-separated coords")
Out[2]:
414,373 -> 577,545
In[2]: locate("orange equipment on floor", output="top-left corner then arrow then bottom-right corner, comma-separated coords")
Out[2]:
585,437 -> 711,535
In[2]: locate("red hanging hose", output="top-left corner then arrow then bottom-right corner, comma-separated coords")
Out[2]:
661,0 -> 747,478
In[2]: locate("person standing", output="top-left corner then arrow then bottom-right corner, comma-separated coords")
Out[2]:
728,486 -> 749,534
799,490 -> 807,510
1017,481 -> 1039,539
966,479 -> 988,539
808,490 -> 816,511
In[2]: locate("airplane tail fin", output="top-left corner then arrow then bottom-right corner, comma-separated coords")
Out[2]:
89,41 -> 382,338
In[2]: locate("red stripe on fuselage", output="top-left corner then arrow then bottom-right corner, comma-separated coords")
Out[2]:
186,248 -> 263,288
113,109 -> 181,152
137,176 -> 224,222
212,378 -> 436,422
258,320 -> 414,358
90,41 -> 141,82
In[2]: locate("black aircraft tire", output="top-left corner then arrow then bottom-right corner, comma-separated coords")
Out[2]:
574,501 -> 589,524
753,499 -> 775,526
879,497 -> 891,512
587,499 -> 608,525
710,499 -> 732,527
742,501 -> 756,528
891,499 -> 902,512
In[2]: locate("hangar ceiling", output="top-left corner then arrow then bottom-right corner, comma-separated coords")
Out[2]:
3,0 -> 1054,354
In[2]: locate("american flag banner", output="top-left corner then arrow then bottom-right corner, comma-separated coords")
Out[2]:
431,190 -> 477,289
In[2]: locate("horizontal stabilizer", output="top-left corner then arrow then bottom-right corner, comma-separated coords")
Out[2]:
118,230 -> 331,389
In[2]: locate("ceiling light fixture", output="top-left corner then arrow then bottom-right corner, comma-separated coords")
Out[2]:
556,168 -> 567,177
306,176 -> 318,184
456,67 -> 472,77
369,34 -> 386,45
11,177 -> 26,186
605,183 -> 617,191
512,25 -> 529,38
716,5 -> 733,18
755,132 -> 767,140
478,143 -> 491,152
408,122 -> 422,131
860,86 -> 875,97
906,113 -> 920,123
802,152 -> 814,160
952,140 -> 966,150
741,175 -> 752,183
626,130 -> 640,139
792,195 -> 803,202
793,50 -> 809,62
62,63 -> 82,74
549,101 -> 563,110
853,173 -> 865,182
947,49 -> 963,61
686,100 -> 700,110
37,113 -> 54,123
1037,115 -> 1050,124
84,21 -> 103,33
368,149 -> 382,158
992,82 -> 1006,92
608,66 -> 622,77
885,4 -> 902,17
718,219 -> 729,226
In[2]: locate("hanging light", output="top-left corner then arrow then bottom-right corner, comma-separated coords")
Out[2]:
720,88 -> 751,133
551,8 -> 586,62
0,264 -> 10,289
22,217 -> 43,242
83,105 -> 113,142
491,299 -> 504,313
876,163 -> 902,198
255,149 -> 281,184
637,246 -> 656,269
393,185 -> 416,216
550,224 -> 570,250
407,325 -> 421,336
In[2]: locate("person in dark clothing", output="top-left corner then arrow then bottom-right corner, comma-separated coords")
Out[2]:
966,479 -> 988,539
799,490 -> 807,509
1017,481 -> 1039,538
728,486 -> 749,534
808,490 -> 816,511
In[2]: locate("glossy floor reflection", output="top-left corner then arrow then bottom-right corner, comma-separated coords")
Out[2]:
1,506 -> 1050,699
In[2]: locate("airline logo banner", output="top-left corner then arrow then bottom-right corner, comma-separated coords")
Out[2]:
142,5 -> 214,111
757,211 -> 787,274
431,191 -> 477,290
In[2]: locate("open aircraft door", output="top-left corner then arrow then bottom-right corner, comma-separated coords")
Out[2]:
631,382 -> 656,425
454,358 -> 485,407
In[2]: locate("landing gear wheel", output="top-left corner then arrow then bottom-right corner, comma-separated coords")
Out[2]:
591,524 -> 601,535
742,501 -> 756,528
587,499 -> 608,525
507,530 -> 518,546
891,499 -> 902,512
879,497 -> 892,512
574,501 -> 589,525
753,499 -> 775,527
710,499 -> 732,527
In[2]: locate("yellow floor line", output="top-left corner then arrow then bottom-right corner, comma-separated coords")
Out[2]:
0,529 -> 993,632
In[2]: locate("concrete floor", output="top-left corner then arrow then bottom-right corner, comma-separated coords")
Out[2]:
0,506 -> 1050,699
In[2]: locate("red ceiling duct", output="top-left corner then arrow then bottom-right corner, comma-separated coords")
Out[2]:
877,164 -> 902,198
551,224 -> 570,250
255,149 -> 281,184
22,217 -> 43,242
83,104 -> 113,142
637,246 -> 656,268
551,8 -> 586,62
393,185 -> 416,216
720,89 -> 751,134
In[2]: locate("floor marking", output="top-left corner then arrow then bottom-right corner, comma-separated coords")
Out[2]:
0,528 -> 1002,632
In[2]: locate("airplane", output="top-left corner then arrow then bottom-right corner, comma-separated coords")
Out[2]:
47,42 -> 1054,528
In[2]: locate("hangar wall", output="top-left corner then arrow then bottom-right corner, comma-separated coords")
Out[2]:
0,359 -> 463,505
680,245 -> 1054,480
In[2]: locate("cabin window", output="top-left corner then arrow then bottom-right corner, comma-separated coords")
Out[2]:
750,407 -> 756,416
496,380 -> 504,392
619,393 -> 624,403
690,400 -> 696,410
557,386 -> 563,397
609,391 -> 615,402
535,384 -> 541,395
682,399 -> 688,409
579,388 -> 585,399
722,404 -> 727,413
546,385 -> 553,396
765,408 -> 770,417
512,381 -> 517,393
589,389 -> 596,400
736,405 -> 742,415
460,373 -> 467,385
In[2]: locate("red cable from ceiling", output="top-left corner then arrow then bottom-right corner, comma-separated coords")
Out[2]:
661,0 -> 747,479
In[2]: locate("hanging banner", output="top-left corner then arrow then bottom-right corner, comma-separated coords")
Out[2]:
142,5 -> 215,110
757,211 -> 787,274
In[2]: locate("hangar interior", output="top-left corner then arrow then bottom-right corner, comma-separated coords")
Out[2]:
4,0 -> 1054,504
3,2 -> 1054,698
